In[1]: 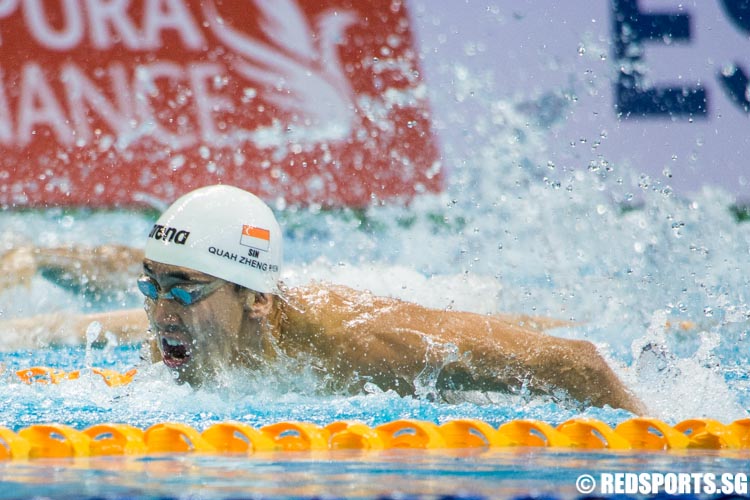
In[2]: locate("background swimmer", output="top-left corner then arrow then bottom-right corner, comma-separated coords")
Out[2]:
0,185 -> 645,414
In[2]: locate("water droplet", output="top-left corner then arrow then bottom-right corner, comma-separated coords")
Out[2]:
241,88 -> 257,105
170,155 -> 185,172
721,63 -> 737,77
86,321 -> 102,344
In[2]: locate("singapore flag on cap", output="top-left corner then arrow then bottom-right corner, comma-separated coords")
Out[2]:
240,225 -> 270,251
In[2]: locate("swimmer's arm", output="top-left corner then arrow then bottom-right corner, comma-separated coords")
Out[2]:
285,284 -> 644,413
363,306 -> 644,414
85,309 -> 150,343
0,246 -> 37,290
489,313 -> 577,332
421,309 -> 643,413
0,308 -> 149,350
461,331 -> 647,415
0,245 -> 144,292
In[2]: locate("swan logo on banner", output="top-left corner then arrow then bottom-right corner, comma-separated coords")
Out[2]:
0,0 -> 358,150
202,0 -> 358,145
0,0 -> 442,206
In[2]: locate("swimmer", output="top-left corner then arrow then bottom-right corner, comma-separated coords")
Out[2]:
0,185 -> 645,414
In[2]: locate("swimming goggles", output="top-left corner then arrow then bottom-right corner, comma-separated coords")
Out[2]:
137,275 -> 226,306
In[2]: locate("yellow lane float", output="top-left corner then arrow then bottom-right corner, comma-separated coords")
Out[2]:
0,417 -> 748,460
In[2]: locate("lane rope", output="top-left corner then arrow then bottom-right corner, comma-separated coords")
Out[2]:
1,417 -> 749,459
6,367 -> 748,458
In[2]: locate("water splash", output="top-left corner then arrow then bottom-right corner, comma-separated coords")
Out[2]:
0,60 -> 748,426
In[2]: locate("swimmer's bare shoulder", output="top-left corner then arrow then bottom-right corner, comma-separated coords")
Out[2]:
280,283 -> 644,414
279,283 -> 457,391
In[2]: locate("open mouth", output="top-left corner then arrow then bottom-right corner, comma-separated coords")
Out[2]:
159,333 -> 192,369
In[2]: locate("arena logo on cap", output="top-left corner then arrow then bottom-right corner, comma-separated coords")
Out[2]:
240,225 -> 270,252
148,224 -> 190,245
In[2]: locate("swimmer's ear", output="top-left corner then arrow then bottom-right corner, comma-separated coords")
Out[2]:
245,291 -> 273,319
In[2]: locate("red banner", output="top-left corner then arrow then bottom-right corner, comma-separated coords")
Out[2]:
0,0 -> 441,207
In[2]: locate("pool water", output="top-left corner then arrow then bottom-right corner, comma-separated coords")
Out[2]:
0,189 -> 747,499
2,446 -> 750,499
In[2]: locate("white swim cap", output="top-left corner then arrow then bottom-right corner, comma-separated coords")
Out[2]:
144,185 -> 282,293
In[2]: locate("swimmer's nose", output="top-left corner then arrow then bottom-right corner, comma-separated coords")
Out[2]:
148,296 -> 182,328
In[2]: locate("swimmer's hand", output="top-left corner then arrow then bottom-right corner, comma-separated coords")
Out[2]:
0,246 -> 37,290
0,245 -> 144,295
0,308 -> 149,351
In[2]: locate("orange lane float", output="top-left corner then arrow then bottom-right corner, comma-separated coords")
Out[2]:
0,417 -> 749,460
556,417 -> 631,450
375,419 -> 447,449
439,419 -> 511,448
16,367 -> 135,386
144,423 -> 216,454
0,426 -> 30,460
202,422 -> 277,453
260,421 -> 330,452
18,424 -> 91,458
326,421 -> 386,450
674,418 -> 741,450
496,419 -> 572,448
84,424 -> 147,456
16,367 -> 80,385
614,417 -> 691,450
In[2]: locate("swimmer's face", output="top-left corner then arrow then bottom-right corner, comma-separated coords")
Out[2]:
141,259 -> 252,386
